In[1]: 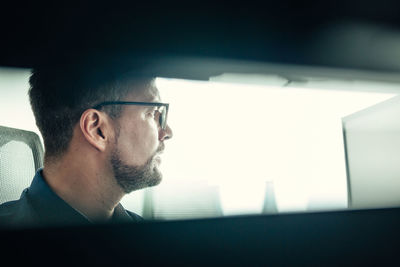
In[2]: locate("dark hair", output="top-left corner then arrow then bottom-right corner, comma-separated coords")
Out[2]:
28,63 -> 154,161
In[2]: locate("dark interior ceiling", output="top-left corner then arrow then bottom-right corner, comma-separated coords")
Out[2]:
2,1 -> 400,77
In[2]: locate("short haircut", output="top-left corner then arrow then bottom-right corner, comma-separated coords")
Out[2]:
28,63 -> 154,161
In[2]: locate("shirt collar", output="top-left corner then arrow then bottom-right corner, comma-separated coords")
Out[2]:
27,169 -> 133,226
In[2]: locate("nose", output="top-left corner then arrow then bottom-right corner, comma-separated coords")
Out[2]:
159,124 -> 173,141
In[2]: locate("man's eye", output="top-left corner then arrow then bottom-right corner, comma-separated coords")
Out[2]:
148,109 -> 159,118
153,110 -> 161,117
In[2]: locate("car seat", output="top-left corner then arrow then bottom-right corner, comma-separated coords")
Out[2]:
0,125 -> 44,204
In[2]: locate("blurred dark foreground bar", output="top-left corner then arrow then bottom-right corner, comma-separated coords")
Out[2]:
1,207 -> 400,266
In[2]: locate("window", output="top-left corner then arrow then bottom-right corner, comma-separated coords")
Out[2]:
1,67 -> 397,220
122,77 -> 397,219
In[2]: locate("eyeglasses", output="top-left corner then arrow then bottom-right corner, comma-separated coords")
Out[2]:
93,101 -> 169,130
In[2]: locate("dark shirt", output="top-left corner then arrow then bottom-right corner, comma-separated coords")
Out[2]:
0,169 -> 143,228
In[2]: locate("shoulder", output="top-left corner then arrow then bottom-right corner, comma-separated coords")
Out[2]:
0,199 -> 24,227
0,199 -> 21,216
0,189 -> 38,228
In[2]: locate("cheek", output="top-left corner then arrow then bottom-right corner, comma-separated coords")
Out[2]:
140,125 -> 159,153
118,122 -> 159,165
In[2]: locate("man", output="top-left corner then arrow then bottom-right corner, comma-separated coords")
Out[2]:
0,63 -> 173,227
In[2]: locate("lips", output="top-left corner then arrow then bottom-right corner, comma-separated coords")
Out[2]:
157,143 -> 165,154
153,144 -> 165,164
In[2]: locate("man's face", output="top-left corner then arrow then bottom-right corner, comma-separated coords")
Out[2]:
110,83 -> 173,193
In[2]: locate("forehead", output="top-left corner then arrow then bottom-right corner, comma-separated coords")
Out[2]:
124,81 -> 161,102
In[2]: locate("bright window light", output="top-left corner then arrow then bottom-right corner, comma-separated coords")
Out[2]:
121,77 -> 397,218
0,68 -> 39,136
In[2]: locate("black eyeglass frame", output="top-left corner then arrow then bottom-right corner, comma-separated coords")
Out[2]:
92,101 -> 169,130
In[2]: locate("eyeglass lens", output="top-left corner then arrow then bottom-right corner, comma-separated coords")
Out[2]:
159,106 -> 167,129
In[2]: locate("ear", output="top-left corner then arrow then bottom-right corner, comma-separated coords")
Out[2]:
79,109 -> 113,152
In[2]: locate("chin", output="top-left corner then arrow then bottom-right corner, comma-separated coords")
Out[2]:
111,148 -> 164,193
147,178 -> 162,188
149,168 -> 163,186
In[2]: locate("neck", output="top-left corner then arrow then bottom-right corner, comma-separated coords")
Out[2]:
42,151 -> 125,222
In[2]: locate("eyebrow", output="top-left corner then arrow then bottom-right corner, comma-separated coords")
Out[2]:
144,105 -> 158,111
